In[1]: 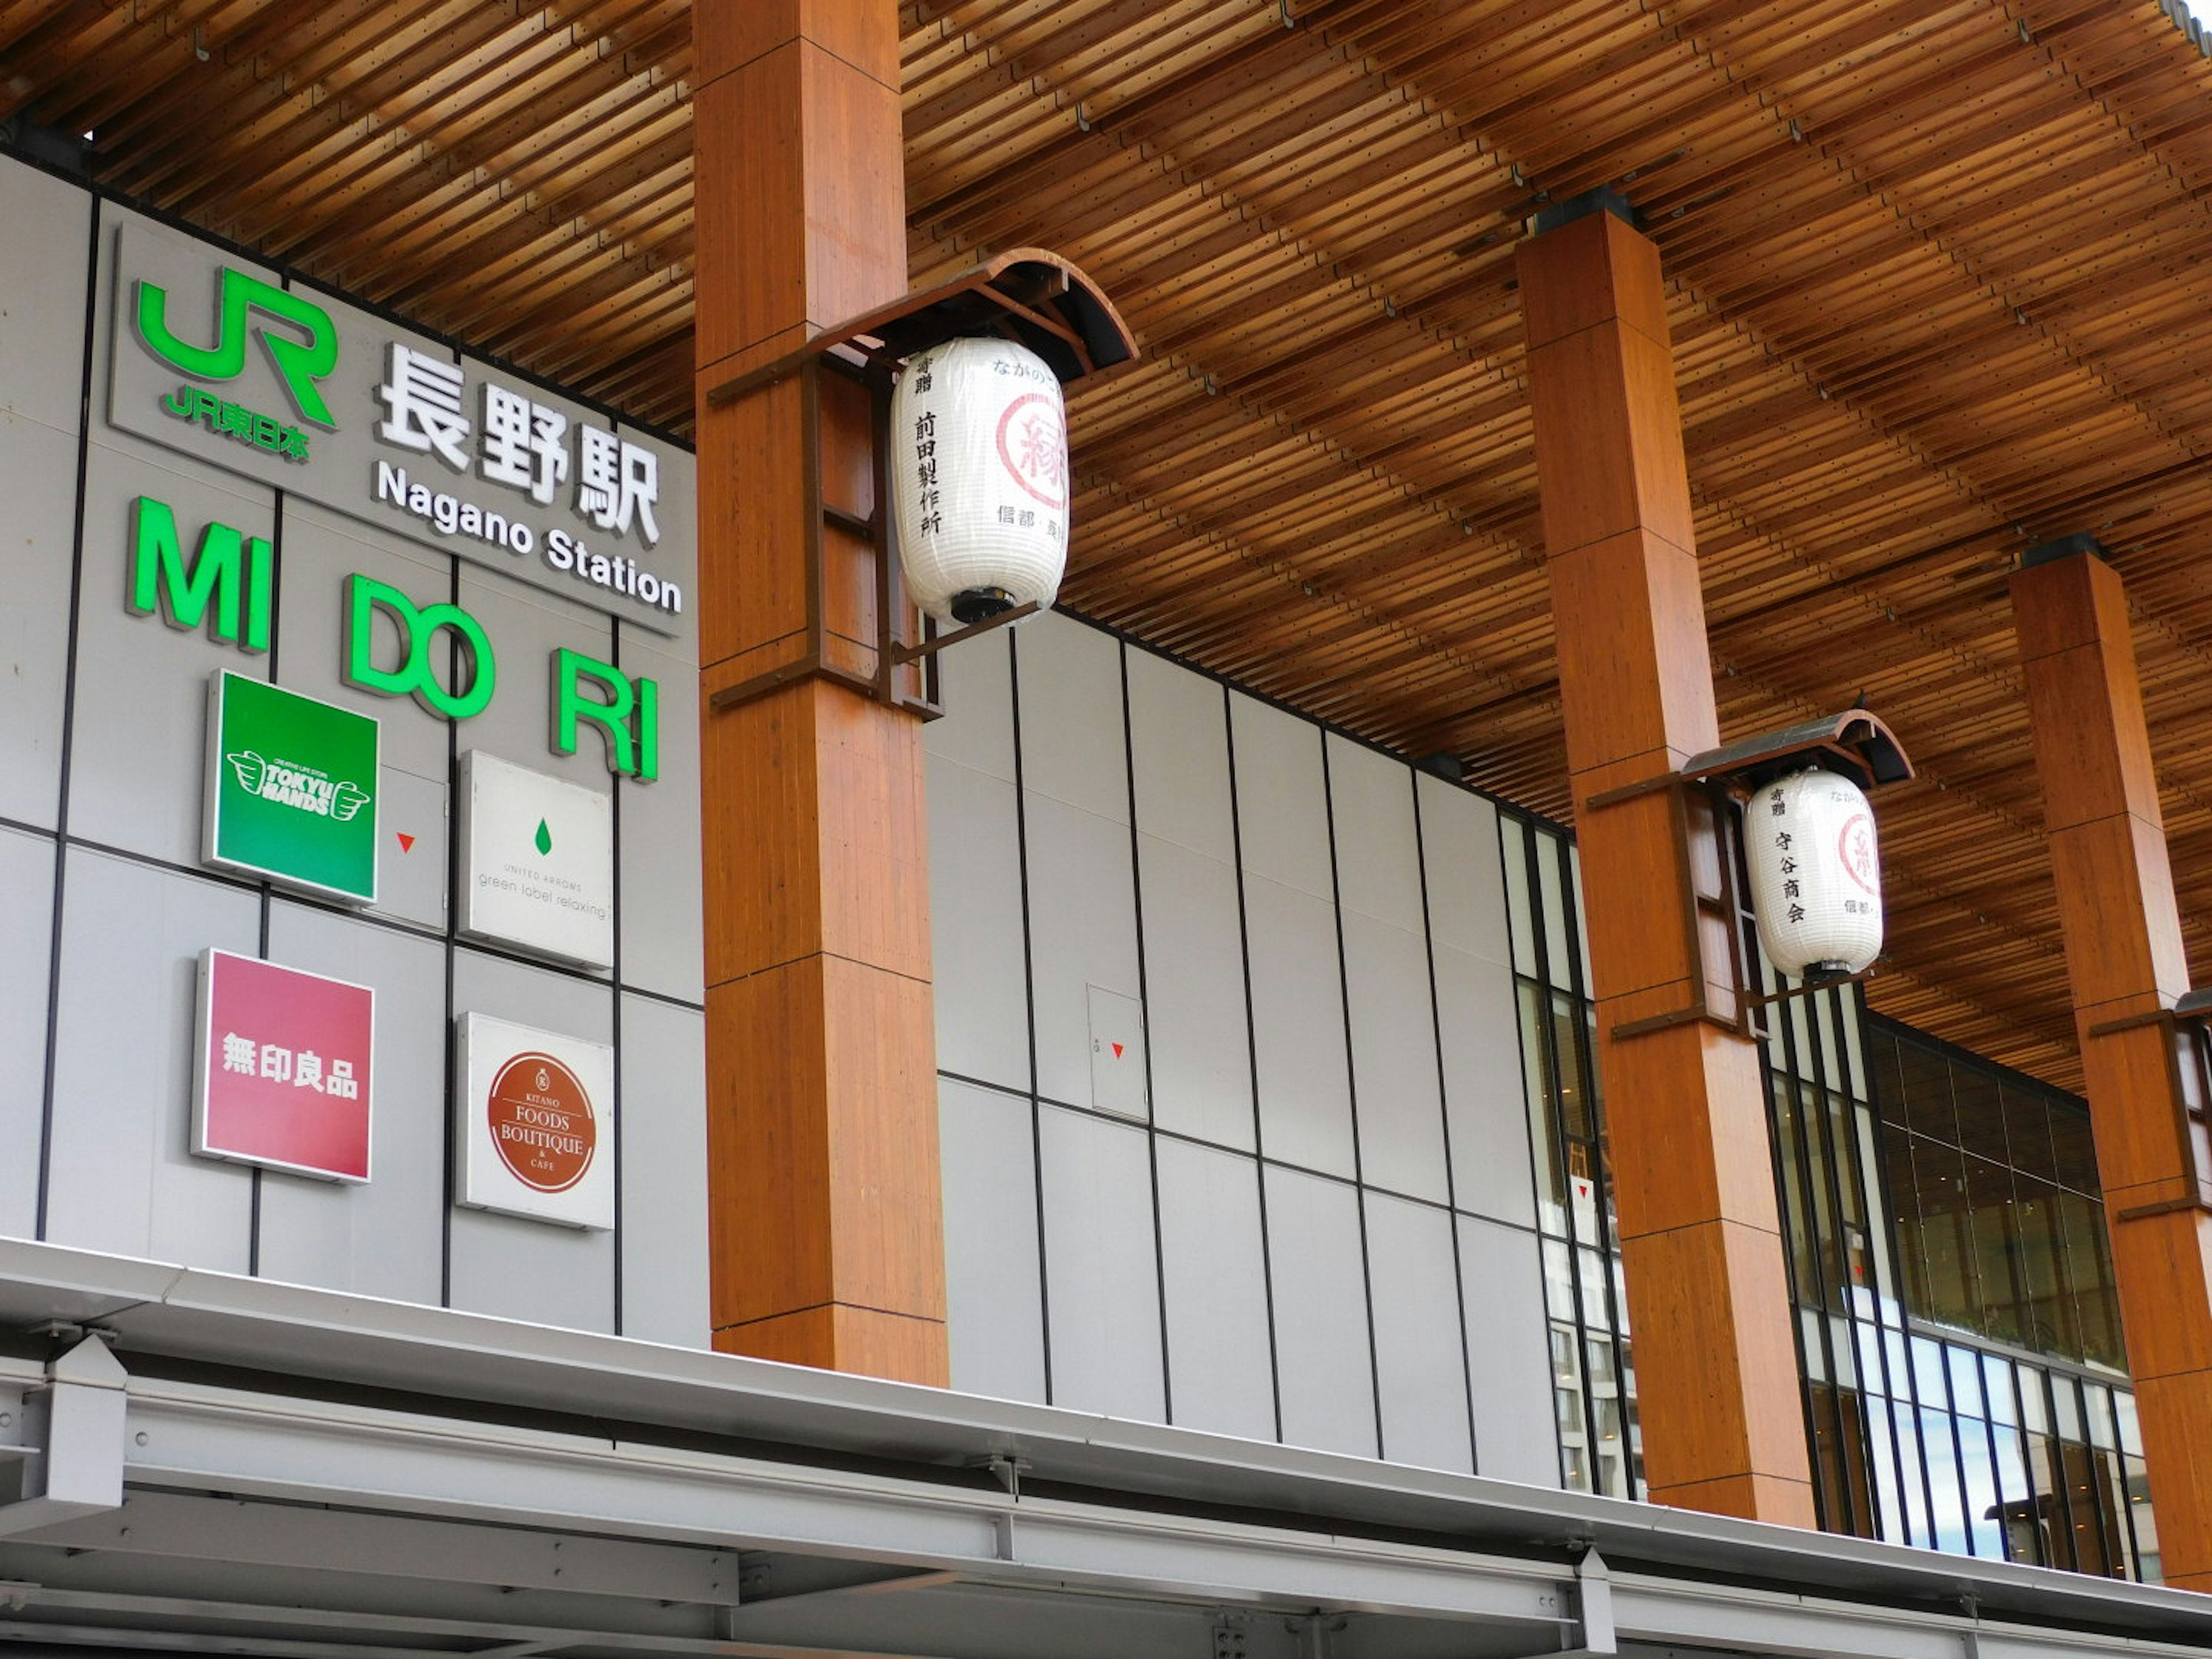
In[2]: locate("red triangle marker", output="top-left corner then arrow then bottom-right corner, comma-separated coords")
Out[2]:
396,832 -> 416,853
1111,1042 -> 1124,1059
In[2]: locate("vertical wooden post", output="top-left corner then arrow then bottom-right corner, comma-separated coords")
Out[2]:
2013,544 -> 2212,1590
691,1 -> 949,1385
1518,199 -> 1816,1525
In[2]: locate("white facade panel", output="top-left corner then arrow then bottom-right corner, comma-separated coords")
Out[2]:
1325,735 -> 1424,931
446,947 -> 616,1331
46,847 -> 259,1269
1264,1164 -> 1377,1458
1433,942 -> 1537,1229
1228,692 -> 1332,899
927,753 -> 1030,1093
1340,907 -> 1448,1204
0,412 -> 80,830
1458,1213 -> 1563,1487
1243,871 -> 1354,1177
1127,648 -> 1235,862
1038,1104 -> 1164,1420
1365,1192 -> 1474,1474
1013,611 -> 1127,824
938,1077 -> 1047,1404
1136,831 -> 1253,1152
617,993 -> 709,1348
1022,791 -> 1139,1111
256,900 -> 446,1303
615,628 -> 704,1003
1157,1138 -> 1275,1440
0,158 -> 90,434
923,629 -> 1016,782
0,827 -> 55,1237
1416,774 -> 1511,969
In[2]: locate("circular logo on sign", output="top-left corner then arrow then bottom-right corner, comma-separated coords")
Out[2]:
1838,813 -> 1878,896
995,392 -> 1068,509
487,1051 -> 595,1193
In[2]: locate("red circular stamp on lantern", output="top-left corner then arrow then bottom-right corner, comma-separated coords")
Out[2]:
486,1050 -> 596,1193
995,392 -> 1068,509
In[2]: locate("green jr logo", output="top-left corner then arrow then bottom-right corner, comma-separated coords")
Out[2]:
135,268 -> 339,458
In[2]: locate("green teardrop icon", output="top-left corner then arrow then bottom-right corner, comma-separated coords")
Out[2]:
534,819 -> 552,855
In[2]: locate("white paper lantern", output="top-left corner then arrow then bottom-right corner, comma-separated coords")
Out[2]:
1745,767 -> 1884,979
890,337 -> 1070,624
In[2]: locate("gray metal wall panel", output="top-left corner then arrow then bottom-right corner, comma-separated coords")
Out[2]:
1014,612 -> 1126,824
1339,908 -> 1448,1203
617,993 -> 709,1348
922,630 -> 1014,783
615,629 -> 703,1005
1156,1138 -> 1274,1440
1433,941 -> 1536,1229
0,828 -> 55,1237
0,158 -> 89,435
1415,774 -> 1511,968
1136,832 -> 1253,1152
1227,694 -> 1332,899
1457,1213 -> 1562,1487
70,430 -> 277,868
255,902 -> 446,1304
926,754 -> 1029,1094
1022,792 -> 1140,1112
1365,1193 -> 1474,1474
938,1078 -> 1047,1403
1243,873 -> 1354,1177
0,412 -> 81,830
1037,1104 -> 1164,1419
453,564 -> 616,804
46,848 -> 259,1268
272,498 -> 455,933
1325,737 -> 1424,931
1263,1164 -> 1377,1457
1127,649 -> 1234,862
447,946 -> 616,1332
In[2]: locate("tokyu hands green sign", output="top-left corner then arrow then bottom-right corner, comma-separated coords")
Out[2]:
204,672 -> 381,903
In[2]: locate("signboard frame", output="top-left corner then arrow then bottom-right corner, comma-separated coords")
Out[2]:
192,948 -> 376,1184
203,669 -> 382,904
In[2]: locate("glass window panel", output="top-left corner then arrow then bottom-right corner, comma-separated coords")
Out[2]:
2021,1369 -> 2051,1435
1908,1135 -> 1984,1336
2086,1385 -> 2118,1451
2011,1174 -> 2080,1360
1774,1077 -> 1823,1306
1856,1109 -> 1903,1321
1921,1405 -> 1969,1553
1990,1422 -> 2035,1564
1551,992 -> 1592,1143
2003,1086 -> 2061,1185
1911,1335 -> 1949,1411
1983,1354 -> 2019,1427
1830,1313 -> 1862,1387
1817,991 -> 1845,1103
2060,1192 -> 2126,1372
1863,1024 -> 1907,1127
1946,1344 -> 1985,1421
1541,1237 -> 1577,1322
1893,1039 -> 1959,1145
1892,1397 -> 1932,1547
2116,1390 -> 2143,1457
2048,1105 -> 2100,1198
1520,982 -> 1567,1237
1842,991 -> 1869,1107
2052,1376 -> 2084,1442
1502,821 -> 1536,980
1799,1307 -> 1828,1381
1965,1155 -> 2025,1347
1950,1069 -> 2008,1164
1957,1414 -> 2005,1559
1567,843 -> 1592,993
2125,1453 -> 2160,1585
1536,831 -> 1572,991
1864,1394 -> 1910,1546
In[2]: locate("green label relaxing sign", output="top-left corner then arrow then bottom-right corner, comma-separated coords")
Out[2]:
203,671 -> 381,904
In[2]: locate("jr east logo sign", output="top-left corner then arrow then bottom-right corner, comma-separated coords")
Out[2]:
108,218 -> 690,638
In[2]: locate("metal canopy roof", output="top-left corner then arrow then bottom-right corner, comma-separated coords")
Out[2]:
9,0 -> 2212,1084
0,1237 -> 2199,1657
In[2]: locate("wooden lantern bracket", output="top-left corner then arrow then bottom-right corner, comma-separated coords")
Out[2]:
2087,990 -> 2212,1222
703,250 -> 1137,721
1589,710 -> 1915,1044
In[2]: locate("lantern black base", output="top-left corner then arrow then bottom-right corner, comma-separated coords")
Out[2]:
952,588 -> 1018,624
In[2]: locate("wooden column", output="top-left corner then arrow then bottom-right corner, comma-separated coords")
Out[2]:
2013,545 -> 2212,1590
692,1 -> 949,1384
1518,200 -> 1815,1525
